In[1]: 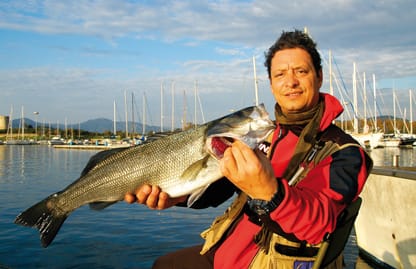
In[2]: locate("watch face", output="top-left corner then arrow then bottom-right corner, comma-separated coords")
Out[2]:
255,206 -> 268,215
248,191 -> 280,216
250,199 -> 269,215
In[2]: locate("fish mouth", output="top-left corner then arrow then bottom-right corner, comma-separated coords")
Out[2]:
207,136 -> 235,159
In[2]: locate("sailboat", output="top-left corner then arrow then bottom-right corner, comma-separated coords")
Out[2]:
347,63 -> 383,149
6,106 -> 37,145
381,89 -> 416,147
400,90 -> 416,146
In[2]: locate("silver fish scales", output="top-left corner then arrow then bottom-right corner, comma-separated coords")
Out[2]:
15,104 -> 275,247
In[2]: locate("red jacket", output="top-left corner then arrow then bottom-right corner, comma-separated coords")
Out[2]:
212,93 -> 372,268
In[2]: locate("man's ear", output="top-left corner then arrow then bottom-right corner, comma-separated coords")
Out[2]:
317,69 -> 323,88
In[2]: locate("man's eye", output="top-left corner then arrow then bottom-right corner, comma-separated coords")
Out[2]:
296,69 -> 308,76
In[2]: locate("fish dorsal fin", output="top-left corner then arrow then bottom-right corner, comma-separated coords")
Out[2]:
80,147 -> 131,176
180,154 -> 210,181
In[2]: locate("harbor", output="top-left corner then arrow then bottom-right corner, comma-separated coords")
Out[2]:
0,144 -> 414,268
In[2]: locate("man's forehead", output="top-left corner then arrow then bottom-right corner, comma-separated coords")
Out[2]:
271,62 -> 312,70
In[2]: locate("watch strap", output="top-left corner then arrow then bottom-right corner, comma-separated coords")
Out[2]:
248,180 -> 284,215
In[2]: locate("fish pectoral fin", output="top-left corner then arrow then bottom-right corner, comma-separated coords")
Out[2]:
180,155 -> 210,181
89,201 -> 118,210
187,185 -> 211,207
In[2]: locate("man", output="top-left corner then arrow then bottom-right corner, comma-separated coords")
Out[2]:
125,30 -> 372,268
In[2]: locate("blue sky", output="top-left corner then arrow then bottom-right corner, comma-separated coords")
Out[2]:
1,0 -> 416,130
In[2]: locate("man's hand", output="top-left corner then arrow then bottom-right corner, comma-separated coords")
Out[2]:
219,140 -> 277,201
124,184 -> 187,210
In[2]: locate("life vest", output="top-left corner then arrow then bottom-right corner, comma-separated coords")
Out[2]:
200,126 -> 364,269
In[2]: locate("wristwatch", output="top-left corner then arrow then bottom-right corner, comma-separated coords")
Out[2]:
248,191 -> 281,216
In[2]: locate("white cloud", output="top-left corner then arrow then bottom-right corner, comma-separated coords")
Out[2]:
0,0 -> 415,123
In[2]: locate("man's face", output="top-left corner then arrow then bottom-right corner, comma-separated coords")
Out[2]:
270,48 -> 322,114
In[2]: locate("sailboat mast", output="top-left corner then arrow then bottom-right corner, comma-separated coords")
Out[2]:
393,89 -> 397,134
410,90 -> 413,135
329,51 -> 333,96
161,81 -> 164,132
171,81 -> 175,132
194,80 -> 197,127
142,92 -> 146,136
363,72 -> 367,131
124,90 -> 128,138
131,92 -> 135,137
196,87 -> 206,123
21,106 -> 25,140
353,62 -> 358,133
182,90 -> 187,130
113,100 -> 116,136
65,118 -> 68,139
253,56 -> 259,106
373,74 -> 377,132
329,50 -> 335,125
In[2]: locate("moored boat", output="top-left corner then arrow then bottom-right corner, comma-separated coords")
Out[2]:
380,135 -> 401,148
355,167 -> 416,268
5,139 -> 38,145
398,135 -> 416,148
48,136 -> 66,145
350,132 -> 383,149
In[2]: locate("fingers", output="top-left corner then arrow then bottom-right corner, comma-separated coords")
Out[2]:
124,184 -> 184,210
124,184 -> 157,207
124,193 -> 137,204
220,146 -> 233,177
142,185 -> 159,208
220,140 -> 256,176
219,141 -> 277,200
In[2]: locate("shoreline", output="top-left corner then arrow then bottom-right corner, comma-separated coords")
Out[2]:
52,144 -> 131,150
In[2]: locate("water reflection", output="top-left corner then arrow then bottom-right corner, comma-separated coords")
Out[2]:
1,145 -> 414,268
0,146 -> 5,178
369,147 -> 416,167
0,145 -> 98,185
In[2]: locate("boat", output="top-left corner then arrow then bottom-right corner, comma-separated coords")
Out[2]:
6,139 -> 37,145
379,134 -> 402,148
5,106 -> 38,145
379,133 -> 416,148
350,132 -> 383,149
348,64 -> 383,149
399,135 -> 416,147
355,166 -> 416,268
48,136 -> 66,145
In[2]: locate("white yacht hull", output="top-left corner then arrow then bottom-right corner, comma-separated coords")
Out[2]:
350,132 -> 383,149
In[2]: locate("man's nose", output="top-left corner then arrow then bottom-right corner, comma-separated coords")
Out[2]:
285,71 -> 299,87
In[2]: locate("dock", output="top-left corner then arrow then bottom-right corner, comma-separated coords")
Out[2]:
53,144 -> 131,150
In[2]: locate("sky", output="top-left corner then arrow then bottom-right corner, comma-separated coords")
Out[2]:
1,0 -> 416,130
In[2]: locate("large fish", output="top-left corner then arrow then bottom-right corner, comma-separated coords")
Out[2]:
14,104 -> 275,247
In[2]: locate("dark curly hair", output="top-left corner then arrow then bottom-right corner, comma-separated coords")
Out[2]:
264,29 -> 322,79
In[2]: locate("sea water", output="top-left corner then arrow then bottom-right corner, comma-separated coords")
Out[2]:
1,145 -> 412,268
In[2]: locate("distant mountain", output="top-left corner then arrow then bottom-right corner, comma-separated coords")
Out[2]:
11,118 -> 161,134
78,118 -> 161,134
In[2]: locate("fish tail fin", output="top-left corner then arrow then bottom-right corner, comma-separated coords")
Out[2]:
14,196 -> 68,248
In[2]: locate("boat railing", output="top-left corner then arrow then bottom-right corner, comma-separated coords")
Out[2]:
372,166 -> 416,180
